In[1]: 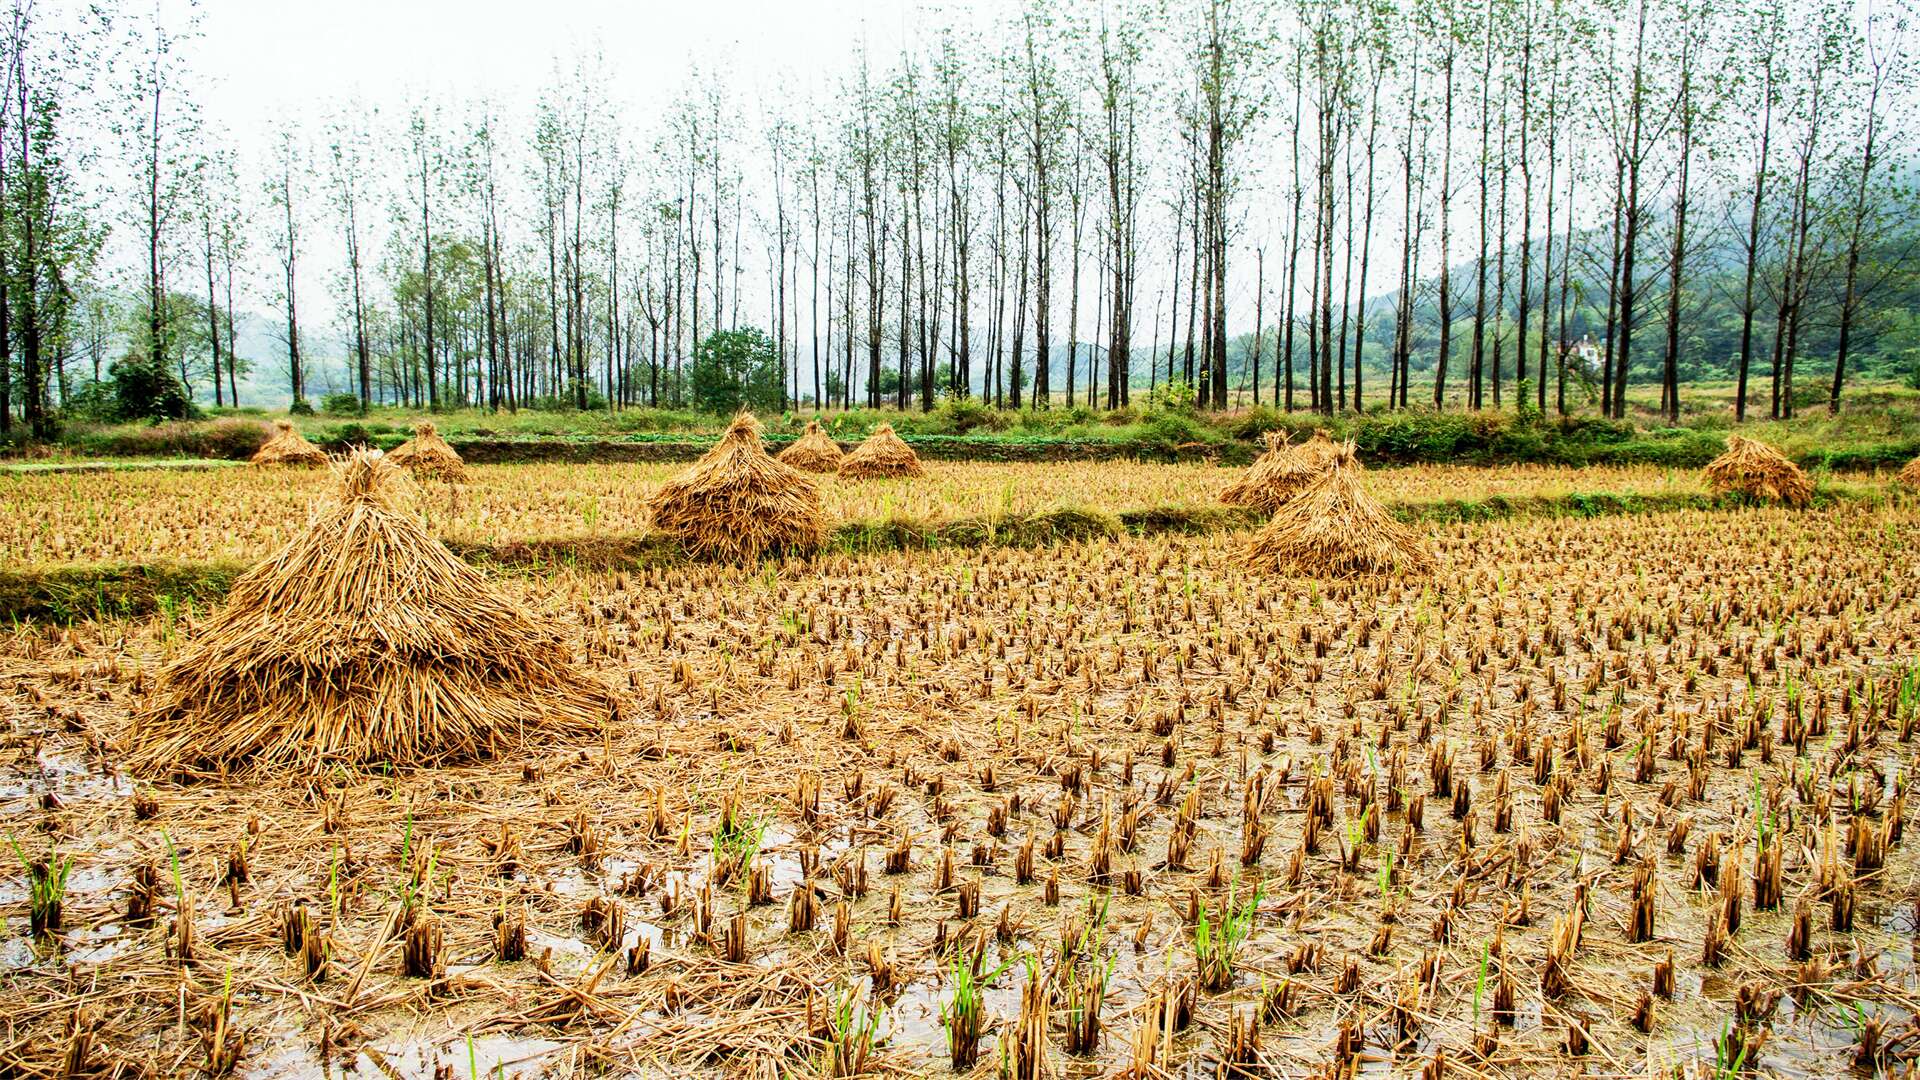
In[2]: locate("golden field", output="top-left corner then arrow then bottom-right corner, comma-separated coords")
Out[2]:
0,459 -> 1722,567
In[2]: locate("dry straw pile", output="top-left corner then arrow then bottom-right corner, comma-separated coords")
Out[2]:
1221,430 -> 1329,513
249,419 -> 327,467
131,450 -> 615,774
648,411 -> 827,561
386,420 -> 468,481
839,422 -> 925,479
1704,434 -> 1813,506
775,419 -> 845,473
1899,454 -> 1919,488
1243,439 -> 1433,577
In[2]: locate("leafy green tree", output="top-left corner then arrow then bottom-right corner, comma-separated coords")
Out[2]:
109,351 -> 192,422
690,327 -> 784,414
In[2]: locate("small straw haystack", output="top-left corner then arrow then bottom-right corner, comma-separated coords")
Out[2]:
648,412 -> 827,561
131,450 -> 615,774
1221,431 -> 1326,513
1296,429 -> 1339,468
776,419 -> 846,473
1703,434 -> 1813,507
250,419 -> 327,467
386,420 -> 468,481
839,422 -> 925,479
1898,454 -> 1920,489
1243,440 -> 1433,577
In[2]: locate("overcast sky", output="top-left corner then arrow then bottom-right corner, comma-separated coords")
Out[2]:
194,0 -> 926,144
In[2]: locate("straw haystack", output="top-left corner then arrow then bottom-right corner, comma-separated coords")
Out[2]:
386,420 -> 468,481
776,419 -> 845,473
1296,429 -> 1339,468
1704,434 -> 1813,507
1221,432 -> 1326,514
1243,440 -> 1433,577
131,450 -> 615,774
1898,454 -> 1919,489
648,412 -> 827,561
839,423 -> 925,479
250,419 -> 327,467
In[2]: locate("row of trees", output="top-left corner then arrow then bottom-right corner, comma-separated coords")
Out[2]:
0,0 -> 1913,437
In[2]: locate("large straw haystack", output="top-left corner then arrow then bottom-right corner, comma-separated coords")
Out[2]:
1243,440 -> 1433,577
386,420 -> 468,481
1704,434 -> 1813,507
839,422 -> 925,479
648,412 -> 827,561
776,419 -> 846,473
250,419 -> 327,467
1898,454 -> 1920,489
131,450 -> 615,774
1221,431 -> 1326,514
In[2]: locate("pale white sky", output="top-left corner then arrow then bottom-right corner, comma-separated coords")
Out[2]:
195,0 -> 927,146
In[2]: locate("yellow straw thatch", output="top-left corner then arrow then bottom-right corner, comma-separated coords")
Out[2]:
130,450 -> 615,774
1898,455 -> 1919,489
249,419 -> 327,467
1242,440 -> 1433,577
776,419 -> 846,473
839,422 -> 925,479
1221,431 -> 1327,514
1703,434 -> 1813,507
648,412 -> 828,561
386,420 -> 468,481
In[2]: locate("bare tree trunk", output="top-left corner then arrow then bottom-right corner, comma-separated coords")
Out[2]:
1830,35 -> 1886,414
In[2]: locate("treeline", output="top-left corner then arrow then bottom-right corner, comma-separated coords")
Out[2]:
0,0 -> 1913,441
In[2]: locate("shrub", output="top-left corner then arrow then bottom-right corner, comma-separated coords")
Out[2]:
930,397 -> 1010,435
1138,410 -> 1218,453
61,379 -> 117,423
321,421 -> 404,450
108,354 -> 192,422
93,417 -> 267,459
1146,378 -> 1198,414
322,391 -> 364,416
1221,405 -> 1288,442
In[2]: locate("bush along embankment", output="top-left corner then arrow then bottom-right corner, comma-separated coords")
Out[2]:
21,404 -> 1917,471
7,485 -> 1900,623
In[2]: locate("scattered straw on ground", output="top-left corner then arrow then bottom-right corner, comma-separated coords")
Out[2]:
1220,432 -> 1325,514
129,450 -> 615,775
1243,439 -> 1434,576
775,419 -> 845,474
1703,434 -> 1813,506
647,412 -> 827,562
838,423 -> 924,479
248,420 -> 326,467
386,420 -> 468,482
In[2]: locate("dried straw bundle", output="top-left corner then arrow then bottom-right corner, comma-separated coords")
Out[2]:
1296,429 -> 1339,468
1220,432 -> 1325,514
386,420 -> 468,482
839,423 -> 925,479
776,419 -> 845,473
249,420 -> 327,467
648,412 -> 827,561
1704,434 -> 1813,507
1898,454 -> 1919,489
1242,440 -> 1433,577
131,450 -> 614,774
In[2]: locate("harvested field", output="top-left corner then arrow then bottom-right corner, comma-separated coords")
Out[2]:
3,460 -> 1748,568
4,496 -> 1920,1078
